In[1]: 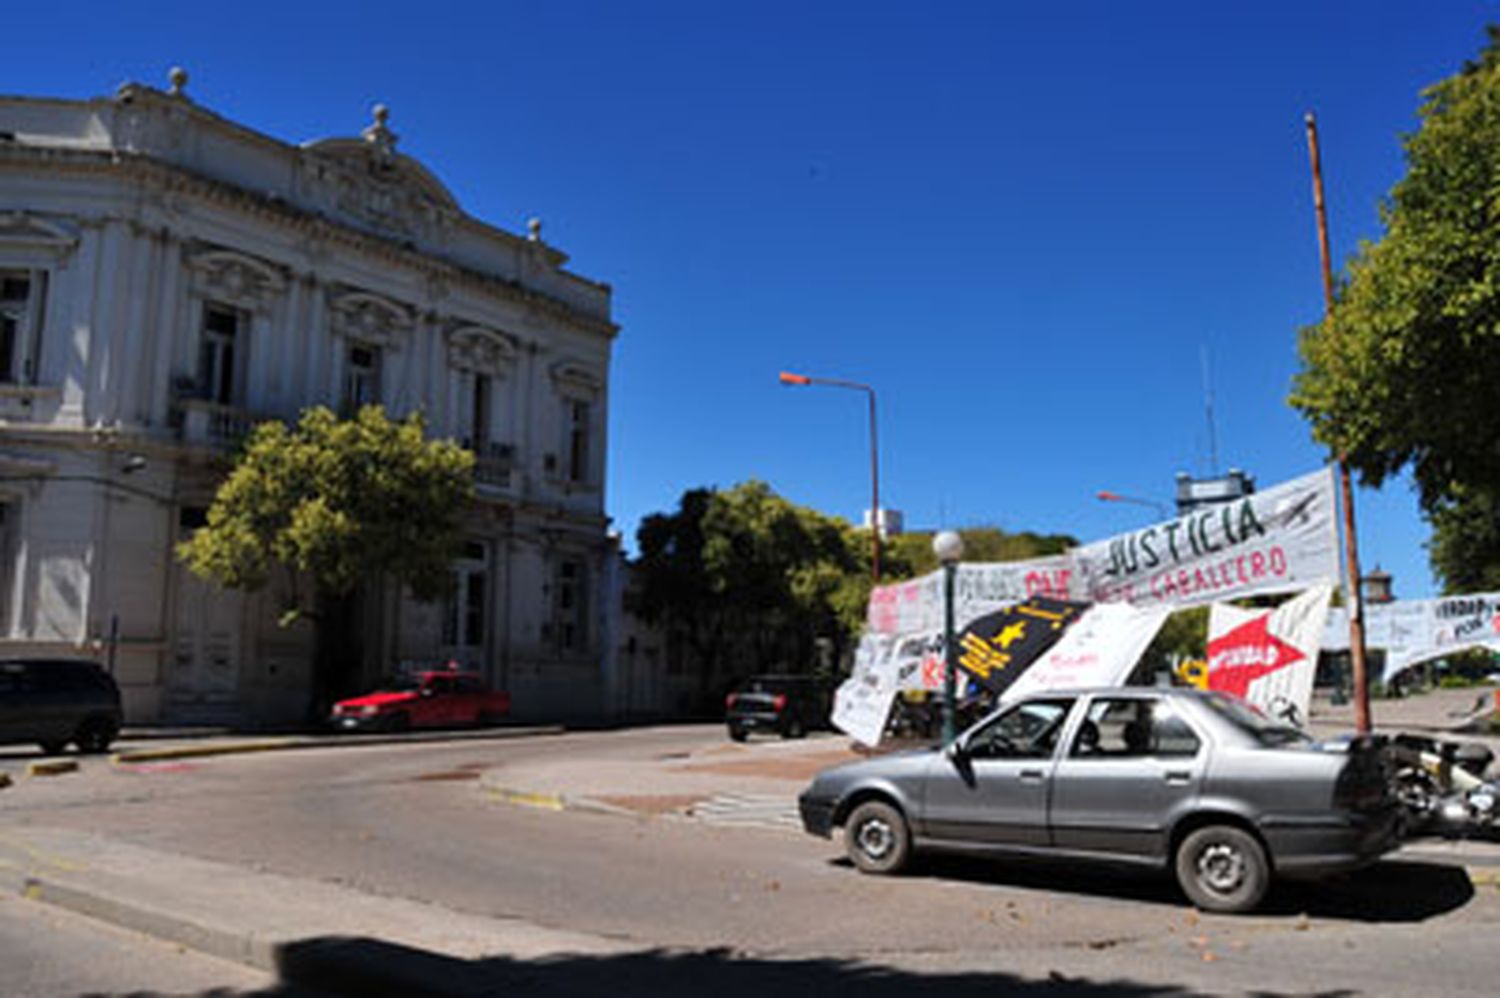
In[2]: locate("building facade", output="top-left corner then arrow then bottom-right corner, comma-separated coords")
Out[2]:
0,71 -> 618,724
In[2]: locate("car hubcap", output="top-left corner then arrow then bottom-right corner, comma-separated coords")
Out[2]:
857,819 -> 894,860
1197,842 -> 1245,894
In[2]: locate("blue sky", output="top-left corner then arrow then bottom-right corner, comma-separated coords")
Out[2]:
7,1 -> 1495,599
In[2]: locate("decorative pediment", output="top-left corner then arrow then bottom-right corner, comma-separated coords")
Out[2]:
296,106 -> 459,243
0,212 -> 79,256
446,325 -> 517,377
328,289 -> 413,349
550,359 -> 603,391
185,248 -> 287,310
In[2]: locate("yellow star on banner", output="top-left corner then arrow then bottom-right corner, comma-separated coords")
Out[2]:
994,622 -> 1027,649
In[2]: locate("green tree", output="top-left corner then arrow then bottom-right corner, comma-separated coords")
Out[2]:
178,406 -> 475,707
1292,29 -> 1500,527
1428,484 -> 1500,592
631,481 -> 869,709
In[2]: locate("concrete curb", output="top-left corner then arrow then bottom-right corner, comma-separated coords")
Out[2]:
483,784 -> 636,818
25,759 -> 79,777
110,724 -> 566,765
5,867 -> 282,971
0,825 -> 640,989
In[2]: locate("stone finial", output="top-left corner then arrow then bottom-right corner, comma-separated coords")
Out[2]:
362,103 -> 399,166
168,67 -> 189,97
527,217 -> 543,242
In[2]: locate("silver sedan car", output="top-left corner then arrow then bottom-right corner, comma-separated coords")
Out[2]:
799,687 -> 1400,913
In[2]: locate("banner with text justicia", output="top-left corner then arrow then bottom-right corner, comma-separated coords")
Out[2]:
865,467 -> 1340,622
1069,467 -> 1340,608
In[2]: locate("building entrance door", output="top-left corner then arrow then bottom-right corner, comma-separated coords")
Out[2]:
167,566 -> 242,720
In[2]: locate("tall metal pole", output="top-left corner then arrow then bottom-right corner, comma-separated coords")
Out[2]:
942,558 -> 958,746
778,372 -> 882,583
1305,111 -> 1372,735
866,386 -> 881,584
933,530 -> 964,746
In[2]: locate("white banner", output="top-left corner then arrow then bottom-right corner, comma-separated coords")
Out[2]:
1323,594 -> 1500,683
1071,468 -> 1340,608
866,557 -> 1074,635
1000,603 -> 1172,704
831,636 -> 905,747
1207,583 -> 1334,726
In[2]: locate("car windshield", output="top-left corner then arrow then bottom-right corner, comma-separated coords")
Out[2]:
1199,692 -> 1312,747
372,674 -> 421,693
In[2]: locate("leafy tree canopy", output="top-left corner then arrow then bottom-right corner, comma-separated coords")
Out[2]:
631,481 -> 870,685
178,405 -> 475,608
1427,484 -> 1500,593
1292,29 -> 1500,513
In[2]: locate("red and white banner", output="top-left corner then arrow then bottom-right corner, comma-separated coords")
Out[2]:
1206,583 -> 1334,726
1072,468 -> 1340,609
1000,603 -> 1172,704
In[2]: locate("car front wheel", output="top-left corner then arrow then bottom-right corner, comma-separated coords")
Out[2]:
845,800 -> 911,875
1175,824 -> 1269,913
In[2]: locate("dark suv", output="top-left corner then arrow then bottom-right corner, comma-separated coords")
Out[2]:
0,658 -> 123,754
725,675 -> 828,741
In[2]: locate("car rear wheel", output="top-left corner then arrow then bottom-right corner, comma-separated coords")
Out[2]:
1175,824 -> 1269,913
74,717 -> 118,755
38,740 -> 68,756
845,800 -> 911,875
728,724 -> 748,742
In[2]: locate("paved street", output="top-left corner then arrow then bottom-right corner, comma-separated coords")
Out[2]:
2,715 -> 1500,995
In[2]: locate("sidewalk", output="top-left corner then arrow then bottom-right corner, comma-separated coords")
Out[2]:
0,824 -> 640,995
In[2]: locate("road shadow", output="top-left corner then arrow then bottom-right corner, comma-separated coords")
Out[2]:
258,936 -> 1279,998
859,854 -> 1473,923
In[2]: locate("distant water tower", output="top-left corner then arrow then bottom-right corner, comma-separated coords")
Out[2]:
1361,567 -> 1394,605
1174,468 -> 1255,515
863,508 -> 904,538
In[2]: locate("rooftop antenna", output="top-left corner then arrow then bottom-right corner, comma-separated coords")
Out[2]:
1201,345 -> 1219,475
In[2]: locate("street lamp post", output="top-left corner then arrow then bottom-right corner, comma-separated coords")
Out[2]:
779,371 -> 882,583
1096,490 -> 1170,521
933,530 -> 964,747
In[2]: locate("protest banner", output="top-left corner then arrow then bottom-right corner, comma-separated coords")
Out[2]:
1206,583 -> 1334,726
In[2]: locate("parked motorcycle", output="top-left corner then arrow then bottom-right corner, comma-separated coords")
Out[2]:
1388,733 -> 1500,839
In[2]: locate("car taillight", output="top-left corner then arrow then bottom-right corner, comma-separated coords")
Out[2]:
725,694 -> 737,710
773,694 -> 788,711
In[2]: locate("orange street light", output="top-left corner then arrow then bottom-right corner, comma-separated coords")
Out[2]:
1096,490 -> 1169,520
779,370 -> 882,583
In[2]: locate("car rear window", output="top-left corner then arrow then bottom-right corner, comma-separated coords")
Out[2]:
1198,692 -> 1311,747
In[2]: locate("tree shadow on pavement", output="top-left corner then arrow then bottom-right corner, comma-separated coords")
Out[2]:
264,936 -> 1262,998
884,855 -> 1473,923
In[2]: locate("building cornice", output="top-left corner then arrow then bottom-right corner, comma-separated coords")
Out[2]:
0,144 -> 620,341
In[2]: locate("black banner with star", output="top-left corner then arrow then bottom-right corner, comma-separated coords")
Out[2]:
955,596 -> 1090,696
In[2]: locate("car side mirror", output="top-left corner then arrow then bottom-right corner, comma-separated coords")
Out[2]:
420,687 -> 434,697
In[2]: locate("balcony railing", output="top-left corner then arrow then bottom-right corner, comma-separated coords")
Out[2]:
469,441 -> 515,489
175,397 -> 256,450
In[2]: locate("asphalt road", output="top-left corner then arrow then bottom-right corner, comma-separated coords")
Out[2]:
4,726 -> 1500,995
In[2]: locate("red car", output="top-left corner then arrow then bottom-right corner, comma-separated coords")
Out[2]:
329,668 -> 511,732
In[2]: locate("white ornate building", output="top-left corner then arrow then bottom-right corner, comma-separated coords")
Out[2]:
0,71 -> 618,724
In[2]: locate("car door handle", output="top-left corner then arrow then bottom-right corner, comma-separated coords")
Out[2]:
1164,770 -> 1192,785
1019,769 -> 1046,783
